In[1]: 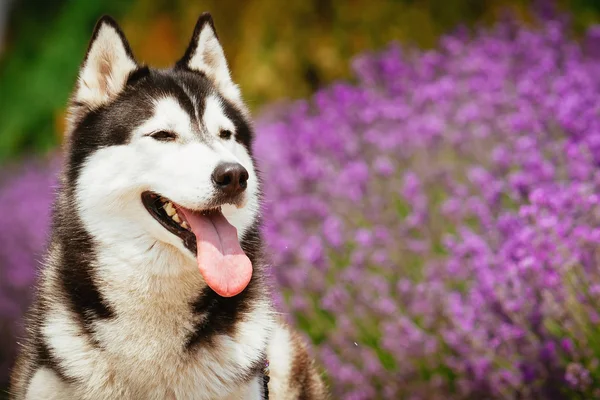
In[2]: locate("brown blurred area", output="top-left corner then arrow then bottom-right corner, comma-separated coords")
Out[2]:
119,0 -> 545,106
0,0 -> 599,163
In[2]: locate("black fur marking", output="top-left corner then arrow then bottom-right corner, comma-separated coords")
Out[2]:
222,98 -> 253,150
126,66 -> 150,86
166,77 -> 201,122
239,221 -> 264,264
185,285 -> 253,349
66,103 -> 139,186
85,15 -> 136,64
54,203 -> 115,340
59,243 -> 113,321
262,374 -> 270,400
168,69 -> 212,116
175,12 -> 218,70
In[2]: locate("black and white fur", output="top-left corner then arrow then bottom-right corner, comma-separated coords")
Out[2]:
10,14 -> 326,400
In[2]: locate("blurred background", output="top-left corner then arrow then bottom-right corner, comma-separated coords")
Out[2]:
3,0 -> 600,399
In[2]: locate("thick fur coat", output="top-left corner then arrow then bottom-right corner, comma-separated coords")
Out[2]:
9,13 -> 327,400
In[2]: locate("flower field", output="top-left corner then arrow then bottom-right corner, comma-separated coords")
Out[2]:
3,12 -> 600,399
257,16 -> 600,399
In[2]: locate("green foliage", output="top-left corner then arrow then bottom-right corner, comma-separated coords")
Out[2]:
0,0 -> 599,163
0,0 -> 130,161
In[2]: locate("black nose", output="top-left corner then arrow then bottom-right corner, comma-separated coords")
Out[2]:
212,162 -> 249,197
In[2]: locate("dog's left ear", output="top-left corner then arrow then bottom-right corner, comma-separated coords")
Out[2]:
176,13 -> 242,104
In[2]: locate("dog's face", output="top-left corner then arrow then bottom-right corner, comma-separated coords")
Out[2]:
65,15 -> 259,295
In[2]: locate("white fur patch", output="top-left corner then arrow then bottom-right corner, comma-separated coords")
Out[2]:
26,368 -> 76,400
43,307 -> 98,380
203,95 -> 236,136
266,324 -> 299,399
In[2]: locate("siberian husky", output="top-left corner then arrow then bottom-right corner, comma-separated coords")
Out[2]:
10,13 -> 326,400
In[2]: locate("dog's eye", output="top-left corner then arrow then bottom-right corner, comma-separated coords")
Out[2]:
149,131 -> 177,141
219,130 -> 232,140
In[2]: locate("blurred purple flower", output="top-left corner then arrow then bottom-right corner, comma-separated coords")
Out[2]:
255,12 -> 600,399
4,10 -> 600,400
0,157 -> 57,385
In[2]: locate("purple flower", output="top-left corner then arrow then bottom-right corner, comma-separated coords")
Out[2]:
565,363 -> 592,390
4,9 -> 600,400
254,11 -> 600,399
0,157 -> 57,385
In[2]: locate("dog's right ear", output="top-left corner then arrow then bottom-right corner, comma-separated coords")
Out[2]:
71,16 -> 138,111
176,13 -> 242,105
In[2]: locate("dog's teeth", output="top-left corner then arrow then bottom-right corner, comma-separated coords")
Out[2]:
164,202 -> 176,217
181,221 -> 189,230
172,213 -> 181,223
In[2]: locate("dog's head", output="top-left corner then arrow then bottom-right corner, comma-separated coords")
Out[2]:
65,14 -> 259,296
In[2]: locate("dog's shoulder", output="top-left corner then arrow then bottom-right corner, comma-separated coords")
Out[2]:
267,320 -> 328,400
9,259 -> 62,400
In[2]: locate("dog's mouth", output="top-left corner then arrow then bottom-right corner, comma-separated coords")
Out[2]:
141,191 -> 252,297
141,191 -> 217,254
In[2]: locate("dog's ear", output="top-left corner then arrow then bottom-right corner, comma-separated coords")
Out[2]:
72,16 -> 138,110
176,13 -> 242,104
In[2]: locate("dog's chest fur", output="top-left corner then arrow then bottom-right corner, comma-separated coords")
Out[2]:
39,248 -> 273,400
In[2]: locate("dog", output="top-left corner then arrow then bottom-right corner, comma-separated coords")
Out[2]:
9,13 -> 327,400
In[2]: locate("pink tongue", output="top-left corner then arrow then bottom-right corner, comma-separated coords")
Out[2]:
179,209 -> 252,297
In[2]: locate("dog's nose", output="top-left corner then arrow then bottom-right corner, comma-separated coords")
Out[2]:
212,162 -> 249,197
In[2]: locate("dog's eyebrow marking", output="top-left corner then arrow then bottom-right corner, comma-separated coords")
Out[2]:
203,94 -> 235,137
133,96 -> 194,138
179,83 -> 202,125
